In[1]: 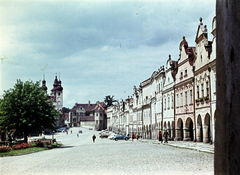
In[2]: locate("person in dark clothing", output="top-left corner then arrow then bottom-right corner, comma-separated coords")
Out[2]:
132,133 -> 134,142
92,134 -> 96,143
163,130 -> 169,143
158,131 -> 163,143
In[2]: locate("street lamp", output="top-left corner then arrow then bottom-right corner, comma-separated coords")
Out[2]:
52,131 -> 55,141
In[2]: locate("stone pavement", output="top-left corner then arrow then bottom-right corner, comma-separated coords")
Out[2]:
143,139 -> 214,154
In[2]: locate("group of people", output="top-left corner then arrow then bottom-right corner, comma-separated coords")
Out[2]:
158,130 -> 169,143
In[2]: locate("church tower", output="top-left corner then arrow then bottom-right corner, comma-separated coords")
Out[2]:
41,74 -> 48,95
51,75 -> 63,112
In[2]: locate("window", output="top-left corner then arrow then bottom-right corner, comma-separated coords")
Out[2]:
160,102 -> 162,113
197,86 -> 199,99
100,120 -> 102,124
185,91 -> 188,105
181,93 -> 183,106
177,94 -> 179,107
190,90 -> 193,104
96,120 -> 98,124
172,96 -> 174,108
201,55 -> 203,62
100,113 -> 102,117
180,72 -> 183,78
206,82 -> 209,96
164,99 -> 166,110
168,97 -> 170,109
201,84 -> 204,98
73,118 -> 76,122
159,83 -> 160,92
215,74 -> 216,92
185,69 -> 187,76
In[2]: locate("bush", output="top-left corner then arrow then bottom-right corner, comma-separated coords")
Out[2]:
12,143 -> 32,150
0,146 -> 11,153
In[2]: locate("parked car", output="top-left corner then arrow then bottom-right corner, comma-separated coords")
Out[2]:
78,130 -> 82,133
108,133 -> 116,140
89,127 -> 93,130
112,134 -> 129,141
100,131 -> 111,138
56,127 -> 65,132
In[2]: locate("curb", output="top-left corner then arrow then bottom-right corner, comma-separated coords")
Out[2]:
152,141 -> 214,154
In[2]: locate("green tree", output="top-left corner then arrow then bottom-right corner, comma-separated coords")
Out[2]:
0,80 -> 59,142
62,107 -> 70,114
104,95 -> 117,109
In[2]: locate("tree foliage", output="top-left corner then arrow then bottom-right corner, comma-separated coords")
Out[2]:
104,95 -> 117,109
0,80 -> 59,142
62,107 -> 70,114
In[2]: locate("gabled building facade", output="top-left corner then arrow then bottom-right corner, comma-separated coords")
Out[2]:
162,55 -> 177,140
106,16 -> 216,144
175,36 -> 195,141
194,17 -> 216,143
69,101 -> 106,130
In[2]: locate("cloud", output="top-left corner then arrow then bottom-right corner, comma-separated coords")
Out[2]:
0,0 -> 216,108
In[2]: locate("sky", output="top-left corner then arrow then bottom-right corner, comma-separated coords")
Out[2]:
0,0 -> 216,109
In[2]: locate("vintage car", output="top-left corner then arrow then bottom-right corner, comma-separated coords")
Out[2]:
112,134 -> 129,141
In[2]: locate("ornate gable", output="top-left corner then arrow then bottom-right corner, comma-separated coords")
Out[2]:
195,17 -> 208,44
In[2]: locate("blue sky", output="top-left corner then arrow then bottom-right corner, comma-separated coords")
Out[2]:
0,0 -> 215,109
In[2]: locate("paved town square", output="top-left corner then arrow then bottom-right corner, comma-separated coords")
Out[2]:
0,127 -> 213,175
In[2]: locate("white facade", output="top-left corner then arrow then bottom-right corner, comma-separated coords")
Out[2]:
194,17 -> 216,143
162,55 -> 176,140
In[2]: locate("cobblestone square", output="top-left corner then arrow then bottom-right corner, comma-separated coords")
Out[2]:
0,127 -> 213,175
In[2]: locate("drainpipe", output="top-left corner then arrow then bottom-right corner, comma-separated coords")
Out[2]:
154,96 -> 157,140
208,67 -> 213,144
141,105 -> 144,139
161,92 -> 164,132
150,100 -> 152,139
193,71 -> 196,142
173,86 -> 176,139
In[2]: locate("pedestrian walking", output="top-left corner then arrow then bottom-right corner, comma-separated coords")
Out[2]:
77,133 -> 79,137
137,133 -> 139,140
92,134 -> 96,143
132,133 -> 134,142
71,130 -> 72,134
163,130 -> 169,143
158,131 -> 163,143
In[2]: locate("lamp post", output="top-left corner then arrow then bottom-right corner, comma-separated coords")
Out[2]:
52,131 -> 55,141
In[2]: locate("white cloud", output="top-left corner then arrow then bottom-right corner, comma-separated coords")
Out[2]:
0,0 -> 216,108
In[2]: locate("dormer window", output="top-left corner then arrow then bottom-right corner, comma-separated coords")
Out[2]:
184,69 -> 188,77
180,72 -> 183,79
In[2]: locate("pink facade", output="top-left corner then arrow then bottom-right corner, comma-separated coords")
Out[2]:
174,37 -> 195,141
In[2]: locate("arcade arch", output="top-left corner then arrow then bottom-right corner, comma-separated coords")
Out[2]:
175,118 -> 184,141
185,117 -> 194,141
204,113 -> 211,143
197,115 -> 203,142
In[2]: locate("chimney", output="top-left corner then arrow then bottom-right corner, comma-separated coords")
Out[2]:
88,100 -> 90,107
